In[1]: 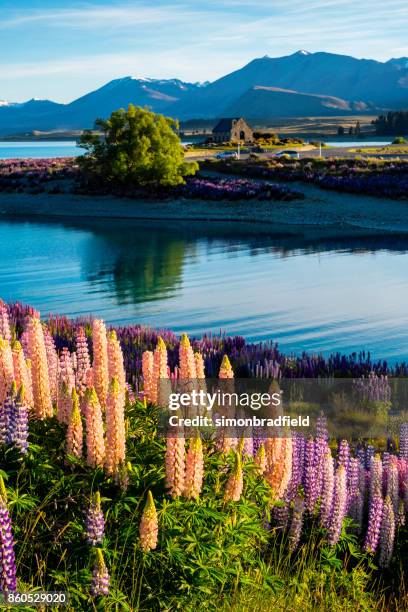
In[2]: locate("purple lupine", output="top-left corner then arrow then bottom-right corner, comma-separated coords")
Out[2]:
327,465 -> 347,546
364,494 -> 384,553
337,440 -> 350,476
314,434 -> 328,500
304,438 -> 318,513
0,476 -> 17,594
369,456 -> 383,501
386,460 -> 399,518
365,446 -> 375,469
379,496 -> 395,568
9,388 -> 29,454
287,433 -> 304,499
400,423 -> 408,461
288,496 -> 305,552
90,549 -> 109,596
347,457 -> 360,513
86,492 -> 105,546
273,501 -> 290,531
320,450 -> 335,529
0,388 -> 16,446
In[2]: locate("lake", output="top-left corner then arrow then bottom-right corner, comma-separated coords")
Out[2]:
1,217 -> 408,363
0,138 -> 393,159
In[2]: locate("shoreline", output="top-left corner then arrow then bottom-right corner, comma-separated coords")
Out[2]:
1,180 -> 408,235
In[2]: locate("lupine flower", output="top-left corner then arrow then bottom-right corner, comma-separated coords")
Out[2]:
254,442 -> 267,475
86,492 -> 105,546
194,353 -> 206,379
219,355 -> 234,379
25,317 -> 53,419
364,494 -> 384,553
66,389 -> 83,459
165,430 -> 185,498
57,382 -> 72,425
304,438 -> 318,513
0,301 -> 11,344
224,452 -> 243,502
179,334 -> 197,380
288,496 -> 305,552
151,337 -> 168,405
8,386 -> 29,454
379,496 -> 395,568
92,320 -> 109,409
90,549 -> 109,597
107,330 -> 126,390
139,491 -> 158,552
369,455 -> 383,501
84,387 -> 105,468
11,341 -> 33,408
328,465 -> 347,546
337,439 -> 350,475
142,351 -> 154,403
43,326 -> 58,402
105,378 -> 126,475
320,450 -> 335,528
75,327 -> 91,398
0,336 -> 14,406
386,458 -> 399,518
184,435 -> 204,499
400,423 -> 408,460
0,475 -> 17,594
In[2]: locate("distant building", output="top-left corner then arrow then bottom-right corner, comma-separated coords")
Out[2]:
211,117 -> 254,143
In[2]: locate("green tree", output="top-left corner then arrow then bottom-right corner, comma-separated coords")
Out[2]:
79,104 -> 198,187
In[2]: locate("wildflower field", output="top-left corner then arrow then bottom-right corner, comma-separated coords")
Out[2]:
0,299 -> 407,611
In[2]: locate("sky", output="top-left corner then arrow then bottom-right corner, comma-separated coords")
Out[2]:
1,0 -> 408,103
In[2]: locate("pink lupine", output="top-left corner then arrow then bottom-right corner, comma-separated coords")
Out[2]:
151,337 -> 168,405
0,337 -> 14,405
142,350 -> 154,403
0,301 -> 11,344
165,432 -> 185,498
107,330 -> 126,389
224,452 -> 243,502
364,494 -> 384,553
66,389 -> 83,459
400,423 -> 408,460
320,450 -> 335,528
43,326 -> 58,402
75,327 -> 91,397
84,387 -> 106,469
179,334 -> 197,380
24,317 -> 53,419
219,355 -> 234,379
184,436 -> 204,499
90,549 -> 109,597
105,378 -> 126,475
379,495 -> 395,568
92,319 -> 109,409
139,491 -> 158,552
194,353 -> 206,379
11,341 -> 33,408
327,465 -> 347,546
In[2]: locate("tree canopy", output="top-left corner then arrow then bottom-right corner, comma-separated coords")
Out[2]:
79,104 -> 198,188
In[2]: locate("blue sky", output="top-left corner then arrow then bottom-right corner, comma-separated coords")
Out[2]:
1,0 -> 408,103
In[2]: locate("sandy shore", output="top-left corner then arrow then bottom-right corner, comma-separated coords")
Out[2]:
0,182 -> 408,235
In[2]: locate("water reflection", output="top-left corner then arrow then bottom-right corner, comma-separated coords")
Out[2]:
1,216 -> 408,360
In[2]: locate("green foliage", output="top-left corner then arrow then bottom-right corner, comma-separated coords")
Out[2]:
79,105 -> 198,188
392,136 -> 408,145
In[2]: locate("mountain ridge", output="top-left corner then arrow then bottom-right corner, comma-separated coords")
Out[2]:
1,50 -> 408,134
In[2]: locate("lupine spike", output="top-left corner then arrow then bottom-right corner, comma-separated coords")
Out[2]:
105,378 -> 126,475
66,388 -> 83,459
84,387 -> 105,468
379,495 -> 395,568
92,320 -> 109,409
86,492 -> 105,546
90,548 -> 109,597
184,435 -> 204,499
224,452 -> 243,502
219,355 -> 234,379
0,475 -> 17,594
139,490 -> 158,552
107,330 -> 126,390
25,317 -> 53,419
327,465 -> 347,546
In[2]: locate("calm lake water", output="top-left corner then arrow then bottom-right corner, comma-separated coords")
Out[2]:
0,138 -> 394,159
1,217 -> 408,363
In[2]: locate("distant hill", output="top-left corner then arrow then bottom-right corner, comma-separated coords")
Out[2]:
223,86 -> 374,120
1,50 -> 408,134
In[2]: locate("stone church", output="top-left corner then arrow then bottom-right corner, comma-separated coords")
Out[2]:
211,117 -> 254,143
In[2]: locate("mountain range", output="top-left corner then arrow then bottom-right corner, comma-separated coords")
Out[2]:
1,50 -> 408,135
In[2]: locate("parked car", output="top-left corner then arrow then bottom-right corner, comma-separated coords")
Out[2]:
215,151 -> 238,159
274,150 -> 300,159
